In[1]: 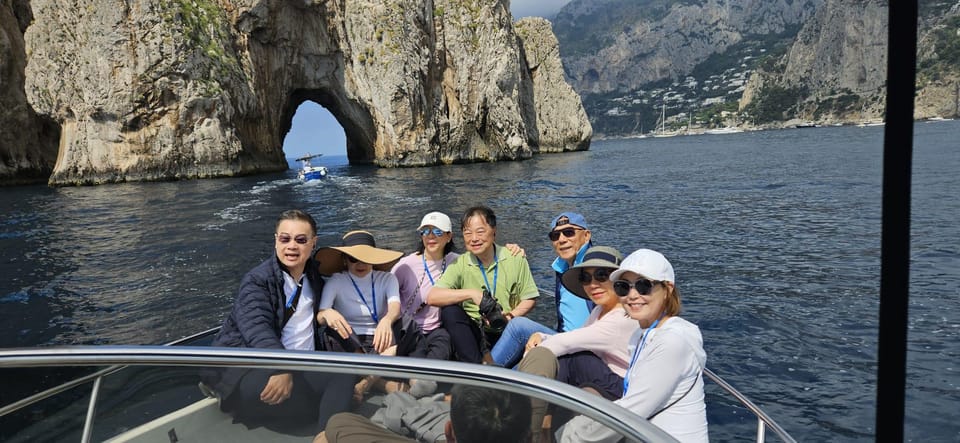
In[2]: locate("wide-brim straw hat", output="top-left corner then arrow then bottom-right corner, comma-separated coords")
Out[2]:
314,230 -> 403,276
559,246 -> 624,300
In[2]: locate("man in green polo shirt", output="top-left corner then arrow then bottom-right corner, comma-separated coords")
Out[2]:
427,205 -> 540,363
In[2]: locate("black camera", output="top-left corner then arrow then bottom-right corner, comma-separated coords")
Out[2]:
479,288 -> 507,333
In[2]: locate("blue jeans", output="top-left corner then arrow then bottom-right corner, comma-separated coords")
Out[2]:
490,316 -> 555,367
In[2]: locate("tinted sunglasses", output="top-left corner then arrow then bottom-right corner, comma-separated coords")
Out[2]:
548,227 -> 582,241
613,278 -> 661,297
346,255 -> 361,263
277,234 -> 310,244
578,268 -> 612,284
418,227 -> 445,237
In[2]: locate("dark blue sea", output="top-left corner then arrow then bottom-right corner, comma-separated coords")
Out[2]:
1,121 -> 958,441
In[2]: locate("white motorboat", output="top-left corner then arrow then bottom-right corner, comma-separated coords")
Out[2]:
703,127 -> 744,135
295,154 -> 328,181
0,326 -> 795,443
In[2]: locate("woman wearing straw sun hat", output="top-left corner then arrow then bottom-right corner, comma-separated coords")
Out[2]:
315,230 -> 404,355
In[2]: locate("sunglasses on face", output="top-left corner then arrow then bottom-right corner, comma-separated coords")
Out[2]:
346,255 -> 361,263
418,227 -> 445,237
578,268 -> 612,285
277,234 -> 310,244
613,278 -> 661,297
548,227 -> 582,241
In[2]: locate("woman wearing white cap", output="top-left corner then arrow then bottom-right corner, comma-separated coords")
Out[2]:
558,249 -> 708,443
386,211 -> 459,396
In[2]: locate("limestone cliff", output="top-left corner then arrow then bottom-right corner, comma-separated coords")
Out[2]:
554,0 -> 822,94
3,0 -> 590,185
0,0 -> 57,185
740,0 -> 960,123
515,17 -> 591,152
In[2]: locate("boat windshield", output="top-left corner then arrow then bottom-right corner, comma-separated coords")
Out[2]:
0,345 -> 672,443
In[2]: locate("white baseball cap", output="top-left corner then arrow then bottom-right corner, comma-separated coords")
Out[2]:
610,249 -> 675,283
418,211 -> 452,233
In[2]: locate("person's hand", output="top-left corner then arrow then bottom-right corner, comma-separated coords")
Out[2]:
505,243 -> 526,257
373,318 -> 394,354
260,373 -> 293,405
469,288 -> 485,305
525,332 -> 544,352
320,310 -> 352,338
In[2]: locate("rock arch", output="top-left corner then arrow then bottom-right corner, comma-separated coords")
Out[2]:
5,0 -> 590,185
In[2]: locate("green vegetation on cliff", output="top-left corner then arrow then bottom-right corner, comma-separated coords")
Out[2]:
918,15 -> 960,84
553,0 -> 699,58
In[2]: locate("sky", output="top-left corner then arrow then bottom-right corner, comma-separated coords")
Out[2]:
282,0 -> 572,159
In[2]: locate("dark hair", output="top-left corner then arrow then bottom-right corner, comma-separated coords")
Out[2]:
276,209 -> 317,236
460,205 -> 496,230
449,384 -> 531,443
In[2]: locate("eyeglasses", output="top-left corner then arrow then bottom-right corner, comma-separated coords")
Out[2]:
277,234 -> 310,244
578,268 -> 612,285
613,278 -> 661,297
548,227 -> 583,241
418,227 -> 445,237
346,255 -> 361,263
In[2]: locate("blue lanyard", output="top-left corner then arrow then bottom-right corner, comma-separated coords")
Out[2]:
285,277 -> 303,308
421,254 -> 446,286
348,275 -> 378,323
474,249 -> 498,298
623,313 -> 665,394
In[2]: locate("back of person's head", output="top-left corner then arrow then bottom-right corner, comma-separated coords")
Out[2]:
449,384 -> 531,443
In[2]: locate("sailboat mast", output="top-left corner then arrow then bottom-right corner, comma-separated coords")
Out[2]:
661,103 -> 666,133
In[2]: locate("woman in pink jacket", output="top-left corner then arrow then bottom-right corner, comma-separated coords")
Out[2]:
517,246 -> 639,439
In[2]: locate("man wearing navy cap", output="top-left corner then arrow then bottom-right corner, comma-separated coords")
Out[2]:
548,212 -> 593,332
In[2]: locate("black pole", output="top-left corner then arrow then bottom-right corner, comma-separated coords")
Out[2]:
876,0 -> 917,440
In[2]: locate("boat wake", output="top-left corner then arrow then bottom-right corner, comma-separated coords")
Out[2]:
204,178 -> 302,230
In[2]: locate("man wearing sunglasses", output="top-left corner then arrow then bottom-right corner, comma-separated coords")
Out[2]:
548,212 -> 594,332
206,209 -> 354,433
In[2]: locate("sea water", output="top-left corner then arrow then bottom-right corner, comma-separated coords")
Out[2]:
1,121 -> 958,441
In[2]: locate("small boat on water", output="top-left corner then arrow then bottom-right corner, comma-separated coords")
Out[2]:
295,154 -> 328,181
704,127 -> 744,135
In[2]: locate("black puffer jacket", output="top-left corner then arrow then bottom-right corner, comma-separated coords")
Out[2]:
207,256 -> 325,397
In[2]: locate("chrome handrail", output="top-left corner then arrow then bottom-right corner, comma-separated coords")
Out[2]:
703,367 -> 796,443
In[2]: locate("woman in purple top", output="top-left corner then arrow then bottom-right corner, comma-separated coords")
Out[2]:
391,212 -> 459,359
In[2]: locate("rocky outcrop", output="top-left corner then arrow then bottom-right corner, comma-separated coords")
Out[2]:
554,0 -> 822,94
0,0 -> 58,185
3,0 -> 589,185
739,0 -> 889,123
739,0 -> 960,123
514,17 -> 591,152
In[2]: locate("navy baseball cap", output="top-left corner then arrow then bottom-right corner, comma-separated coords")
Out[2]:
550,212 -> 589,230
